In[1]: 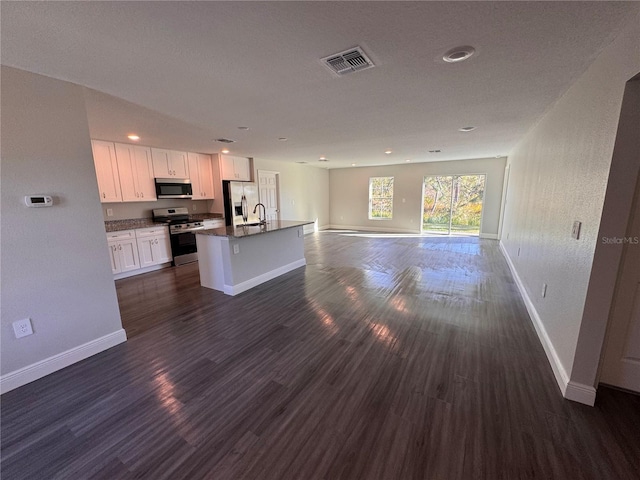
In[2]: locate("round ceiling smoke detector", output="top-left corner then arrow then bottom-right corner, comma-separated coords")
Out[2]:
443,46 -> 476,63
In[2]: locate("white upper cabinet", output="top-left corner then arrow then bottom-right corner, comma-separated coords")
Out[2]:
220,155 -> 251,181
91,140 -> 122,203
188,152 -> 215,199
114,143 -> 156,202
151,148 -> 189,178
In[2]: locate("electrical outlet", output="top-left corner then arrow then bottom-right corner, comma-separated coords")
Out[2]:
106,208 -> 113,217
340,215 -> 344,221
541,283 -> 547,298
233,244 -> 240,254
298,229 -> 302,237
13,318 -> 33,338
192,204 -> 197,212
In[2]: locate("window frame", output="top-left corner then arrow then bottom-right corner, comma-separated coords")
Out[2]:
368,176 -> 394,220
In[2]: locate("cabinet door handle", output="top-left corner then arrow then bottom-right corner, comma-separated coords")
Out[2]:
141,192 -> 144,198
103,192 -> 106,198
118,245 -> 122,250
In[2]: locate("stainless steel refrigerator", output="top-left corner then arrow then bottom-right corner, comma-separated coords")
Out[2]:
223,181 -> 260,226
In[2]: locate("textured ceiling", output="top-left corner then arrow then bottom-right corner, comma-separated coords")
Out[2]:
1,1 -> 637,168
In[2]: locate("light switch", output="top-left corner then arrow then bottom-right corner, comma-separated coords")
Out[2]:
572,221 -> 582,240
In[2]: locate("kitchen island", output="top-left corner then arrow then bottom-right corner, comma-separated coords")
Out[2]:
195,220 -> 314,295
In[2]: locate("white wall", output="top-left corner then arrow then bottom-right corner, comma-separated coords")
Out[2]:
1,67 -> 126,392
329,157 -> 506,236
500,13 -> 640,402
252,158 -> 330,231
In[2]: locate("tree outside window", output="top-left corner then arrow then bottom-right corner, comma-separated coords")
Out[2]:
369,177 -> 394,219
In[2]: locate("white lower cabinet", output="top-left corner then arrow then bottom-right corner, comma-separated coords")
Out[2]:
136,227 -> 171,268
107,230 -> 140,274
107,226 -> 171,277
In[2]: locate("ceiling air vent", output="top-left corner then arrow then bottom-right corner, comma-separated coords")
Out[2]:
215,138 -> 235,144
322,46 -> 375,76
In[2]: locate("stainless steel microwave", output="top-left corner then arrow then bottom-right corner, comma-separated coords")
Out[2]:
155,178 -> 193,199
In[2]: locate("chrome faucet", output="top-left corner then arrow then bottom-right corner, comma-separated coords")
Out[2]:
253,203 -> 267,225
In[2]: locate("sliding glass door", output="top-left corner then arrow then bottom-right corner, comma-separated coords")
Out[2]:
422,175 -> 486,235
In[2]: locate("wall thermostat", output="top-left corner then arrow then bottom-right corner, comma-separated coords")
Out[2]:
25,195 -> 53,207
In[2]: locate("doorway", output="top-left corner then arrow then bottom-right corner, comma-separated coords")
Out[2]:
600,172 -> 640,392
257,170 -> 281,222
422,175 -> 486,235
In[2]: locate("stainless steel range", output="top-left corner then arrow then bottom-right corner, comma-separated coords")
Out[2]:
152,207 -> 204,266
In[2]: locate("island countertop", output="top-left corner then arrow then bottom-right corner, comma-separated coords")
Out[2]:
196,220 -> 314,239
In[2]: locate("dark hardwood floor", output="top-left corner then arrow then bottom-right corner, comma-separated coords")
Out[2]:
2,231 -> 639,479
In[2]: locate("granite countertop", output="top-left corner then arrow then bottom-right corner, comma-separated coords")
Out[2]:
105,213 -> 224,232
105,218 -> 166,232
196,220 -> 313,239
189,213 -> 224,221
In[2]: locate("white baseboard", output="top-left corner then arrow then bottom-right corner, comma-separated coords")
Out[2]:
479,233 -> 499,239
0,329 -> 127,394
224,259 -> 306,296
499,242 -> 574,399
325,224 -> 420,234
565,381 -> 597,406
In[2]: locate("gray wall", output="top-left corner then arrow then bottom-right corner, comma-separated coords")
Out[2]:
500,12 -> 640,390
329,157 -> 506,236
1,67 -> 125,382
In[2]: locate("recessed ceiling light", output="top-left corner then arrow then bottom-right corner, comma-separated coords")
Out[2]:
384,150 -> 392,155
319,156 -> 327,161
237,126 -> 249,130
221,149 -> 230,154
127,134 -> 140,141
428,149 -> 442,153
405,159 -> 411,162
443,46 -> 476,63
351,163 -> 356,166
278,137 -> 288,141
459,126 -> 477,132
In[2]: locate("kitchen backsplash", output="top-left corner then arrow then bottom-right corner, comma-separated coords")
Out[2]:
102,199 -> 213,221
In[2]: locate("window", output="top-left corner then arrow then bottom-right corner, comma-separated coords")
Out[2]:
369,176 -> 394,219
422,174 -> 486,235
